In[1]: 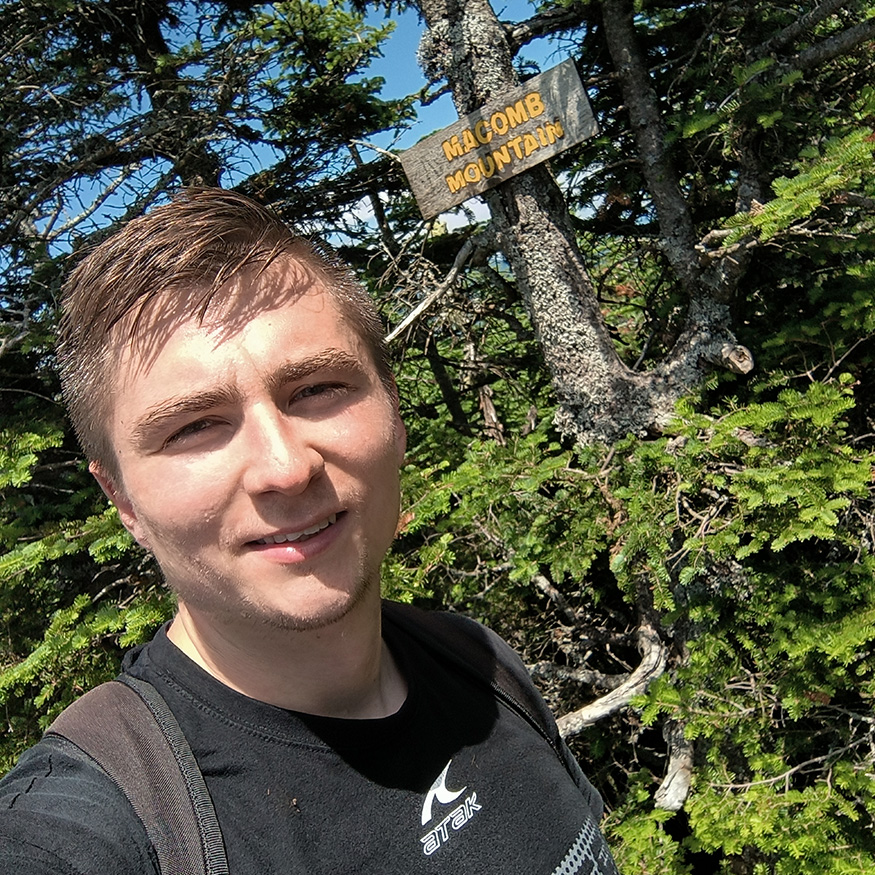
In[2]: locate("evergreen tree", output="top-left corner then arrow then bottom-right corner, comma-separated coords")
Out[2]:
2,1 -> 874,871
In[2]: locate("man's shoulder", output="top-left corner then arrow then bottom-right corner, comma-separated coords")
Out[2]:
381,600 -> 556,741
382,599 -> 533,678
381,599 -> 606,822
0,734 -> 158,875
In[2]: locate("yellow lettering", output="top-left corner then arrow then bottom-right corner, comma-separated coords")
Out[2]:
491,110 -> 509,135
507,136 -> 524,159
478,154 -> 496,178
524,91 -> 545,118
462,128 -> 478,152
545,119 -> 565,142
505,100 -> 528,128
464,162 -> 482,183
474,120 -> 492,145
446,169 -> 467,193
442,135 -> 464,162
492,144 -> 512,171
522,132 -> 539,156
536,126 -> 548,147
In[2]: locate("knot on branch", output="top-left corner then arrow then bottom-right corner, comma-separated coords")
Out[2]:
702,342 -> 755,375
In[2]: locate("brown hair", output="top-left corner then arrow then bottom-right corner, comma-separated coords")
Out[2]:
56,187 -> 391,474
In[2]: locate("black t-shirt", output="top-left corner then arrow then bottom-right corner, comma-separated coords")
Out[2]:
0,618 -> 618,875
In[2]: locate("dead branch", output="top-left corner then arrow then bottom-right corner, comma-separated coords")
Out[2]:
531,573 -> 579,627
600,0 -> 700,297
529,661 -> 627,692
701,343 -> 755,375
752,0 -> 849,59
506,3 -> 588,53
385,237 -> 475,343
654,719 -> 694,811
792,16 -> 875,72
835,191 -> 875,212
347,141 -> 400,258
556,621 -> 668,738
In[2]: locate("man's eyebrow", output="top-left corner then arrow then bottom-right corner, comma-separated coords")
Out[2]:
130,350 -> 368,445
265,349 -> 367,394
132,387 -> 242,445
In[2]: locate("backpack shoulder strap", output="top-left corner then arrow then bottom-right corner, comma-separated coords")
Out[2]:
45,675 -> 228,875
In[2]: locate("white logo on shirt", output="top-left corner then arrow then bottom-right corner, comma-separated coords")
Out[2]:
421,760 -> 466,825
420,759 -> 482,856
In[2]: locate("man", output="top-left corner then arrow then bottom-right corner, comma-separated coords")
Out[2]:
0,188 -> 619,874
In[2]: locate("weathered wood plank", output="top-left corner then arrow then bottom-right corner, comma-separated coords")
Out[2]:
400,59 -> 598,220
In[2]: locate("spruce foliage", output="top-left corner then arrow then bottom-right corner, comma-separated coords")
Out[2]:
1,0 -> 874,871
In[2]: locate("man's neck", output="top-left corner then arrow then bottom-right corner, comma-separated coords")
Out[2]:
165,599 -> 407,719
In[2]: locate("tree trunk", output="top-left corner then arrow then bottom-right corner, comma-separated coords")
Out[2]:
417,0 -> 753,444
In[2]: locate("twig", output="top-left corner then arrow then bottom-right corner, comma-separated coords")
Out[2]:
348,139 -> 403,164
710,735 -> 873,790
531,573 -> 579,626
386,235 -> 480,343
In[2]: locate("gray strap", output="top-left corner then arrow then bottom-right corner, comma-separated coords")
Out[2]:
46,677 -> 228,875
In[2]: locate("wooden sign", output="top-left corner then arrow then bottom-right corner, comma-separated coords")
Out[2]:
400,59 -> 598,220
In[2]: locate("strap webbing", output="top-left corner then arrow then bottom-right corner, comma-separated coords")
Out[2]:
46,676 -> 228,875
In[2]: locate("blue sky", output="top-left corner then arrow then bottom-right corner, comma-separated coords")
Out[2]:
36,2 -> 568,246
365,1 -> 565,151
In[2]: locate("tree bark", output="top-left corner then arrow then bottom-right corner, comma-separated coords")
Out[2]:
416,0 -> 753,444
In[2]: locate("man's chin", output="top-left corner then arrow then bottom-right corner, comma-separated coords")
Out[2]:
232,573 -> 377,634
247,599 -> 357,633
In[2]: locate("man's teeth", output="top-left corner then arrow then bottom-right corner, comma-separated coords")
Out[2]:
258,514 -> 337,544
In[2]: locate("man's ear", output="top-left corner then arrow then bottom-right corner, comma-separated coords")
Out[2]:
394,411 -> 407,465
387,376 -> 407,464
89,461 -> 151,550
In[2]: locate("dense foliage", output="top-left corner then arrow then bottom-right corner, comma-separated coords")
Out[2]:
2,1 -> 874,872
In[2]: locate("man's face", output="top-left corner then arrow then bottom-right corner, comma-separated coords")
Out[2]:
96,260 -> 406,632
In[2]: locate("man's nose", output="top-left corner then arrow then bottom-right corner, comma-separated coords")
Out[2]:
241,408 -> 324,495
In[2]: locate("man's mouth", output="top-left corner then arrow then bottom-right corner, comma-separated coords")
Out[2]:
253,513 -> 338,545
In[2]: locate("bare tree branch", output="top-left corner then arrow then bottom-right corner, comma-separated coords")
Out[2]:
531,573 -> 579,626
556,621 -> 668,737
752,0 -> 850,58
348,142 -> 400,257
506,3 -> 588,53
600,0 -> 699,296
386,231 -> 488,342
835,191 -> 875,211
530,661 -> 627,692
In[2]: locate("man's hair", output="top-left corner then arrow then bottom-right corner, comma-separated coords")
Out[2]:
56,187 -> 391,474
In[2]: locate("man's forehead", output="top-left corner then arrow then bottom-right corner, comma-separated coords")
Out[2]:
106,255 -> 330,374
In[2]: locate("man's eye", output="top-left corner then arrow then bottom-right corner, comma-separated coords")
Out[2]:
165,419 -> 215,446
293,383 -> 347,402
